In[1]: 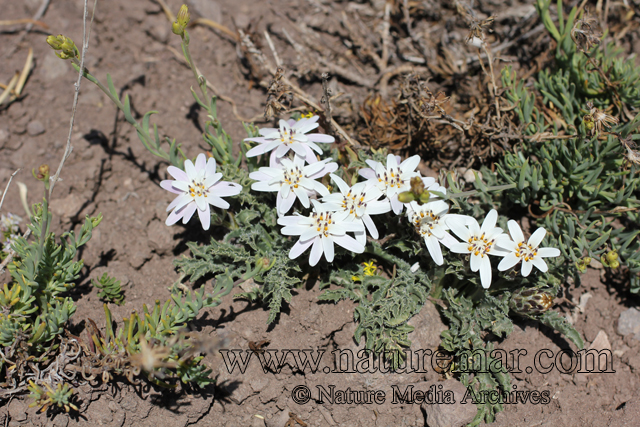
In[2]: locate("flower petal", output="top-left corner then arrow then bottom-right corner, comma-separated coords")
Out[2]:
322,236 -> 335,262
210,182 -> 242,197
537,247 -> 560,258
184,159 -> 196,180
528,228 -> 548,248
449,242 -> 471,254
362,214 -> 378,239
333,234 -> 365,254
167,166 -> 188,181
498,252 -> 520,271
195,153 -> 206,170
400,155 -> 420,175
480,209 -> 498,234
359,168 -> 376,180
507,220 -> 525,243
181,203 -> 197,224
531,257 -> 549,273
197,205 -> 211,230
207,196 -> 230,209
479,258 -> 492,288
289,238 -> 314,260
470,253 -> 481,272
160,180 -> 182,194
309,238 -> 324,266
308,133 -> 334,143
447,217 -> 472,241
294,186 -> 310,208
438,231 -> 458,249
330,174 -> 350,195
425,236 -> 444,266
521,261 -> 533,277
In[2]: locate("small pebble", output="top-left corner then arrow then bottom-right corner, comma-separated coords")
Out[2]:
618,308 -> 640,341
27,120 -> 45,136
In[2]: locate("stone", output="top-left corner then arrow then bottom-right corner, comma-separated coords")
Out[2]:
50,193 -> 84,220
422,379 -> 477,427
576,330 -> 612,382
618,308 -> 640,341
146,220 -> 174,255
26,120 -> 45,136
7,399 -> 27,421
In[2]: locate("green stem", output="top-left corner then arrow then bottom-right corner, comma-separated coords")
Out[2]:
180,31 -> 209,105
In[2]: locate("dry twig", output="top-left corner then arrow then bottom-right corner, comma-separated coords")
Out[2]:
49,0 -> 97,197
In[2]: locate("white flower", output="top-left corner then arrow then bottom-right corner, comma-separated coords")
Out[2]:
0,213 -> 21,232
446,209 -> 511,289
249,155 -> 337,216
160,153 -> 242,230
244,116 -> 335,164
406,200 -> 461,266
498,221 -> 561,276
278,201 -> 365,266
321,174 -> 391,245
358,154 -> 421,215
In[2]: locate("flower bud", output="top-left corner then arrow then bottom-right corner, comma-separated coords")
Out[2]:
33,164 -> 50,181
46,35 -> 64,50
509,288 -> 554,316
605,250 -> 618,263
46,34 -> 78,60
172,4 -> 190,36
397,191 -> 415,203
409,176 -> 424,196
601,251 -> 620,268
419,191 -> 430,204
583,114 -> 595,132
575,256 -> 591,273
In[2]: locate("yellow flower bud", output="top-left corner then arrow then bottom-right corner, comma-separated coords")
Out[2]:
46,35 -> 64,50
172,21 -> 183,36
172,4 -> 190,36
46,34 -> 78,60
605,250 -> 618,263
397,191 -> 415,203
419,192 -> 430,204
583,115 -> 594,131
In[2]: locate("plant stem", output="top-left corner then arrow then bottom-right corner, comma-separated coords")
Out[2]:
180,31 -> 209,105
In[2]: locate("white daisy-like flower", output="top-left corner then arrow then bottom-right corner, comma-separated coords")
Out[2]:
244,116 -> 335,164
358,154 -> 421,215
278,201 -> 365,266
249,155 -> 337,216
498,220 -> 561,276
321,174 -> 391,245
160,153 -> 242,231
446,209 -> 511,289
406,199 -> 462,266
